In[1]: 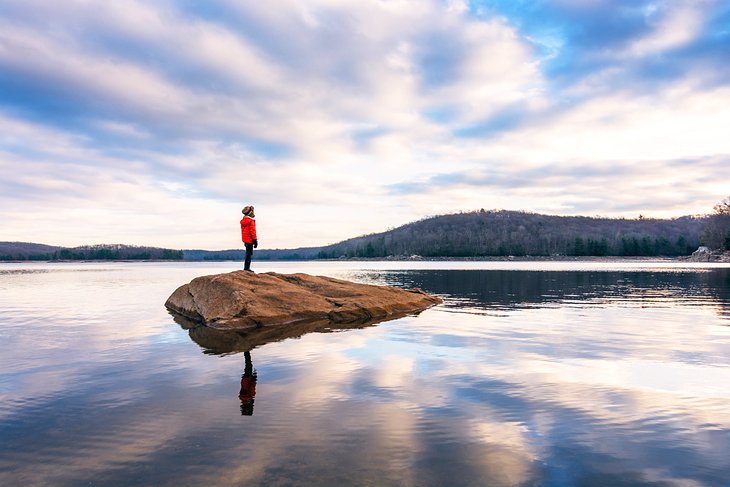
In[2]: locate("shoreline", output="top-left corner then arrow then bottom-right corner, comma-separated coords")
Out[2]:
1,255 -> 728,264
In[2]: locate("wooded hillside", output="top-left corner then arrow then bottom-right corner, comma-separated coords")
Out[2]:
3,209 -> 718,261
0,243 -> 183,261
315,210 -> 706,258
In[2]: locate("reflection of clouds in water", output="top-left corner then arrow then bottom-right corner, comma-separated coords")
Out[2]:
2,265 -> 730,485
226,372 -> 536,486
418,307 -> 730,420
273,353 -> 362,405
470,428 -> 537,484
538,358 -> 730,398
0,266 -> 228,419
186,331 -> 541,486
416,306 -> 730,365
2,315 -> 728,486
373,355 -> 415,390
444,376 -> 730,486
351,306 -> 730,484
254,310 -> 725,484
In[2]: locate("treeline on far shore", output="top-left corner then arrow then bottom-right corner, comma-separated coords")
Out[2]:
313,210 -> 711,259
3,205 -> 729,261
0,243 -> 183,261
187,209 -> 728,261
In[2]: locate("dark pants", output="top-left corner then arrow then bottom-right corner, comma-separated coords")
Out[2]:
244,243 -> 254,270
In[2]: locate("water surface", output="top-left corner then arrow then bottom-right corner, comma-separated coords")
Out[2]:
1,261 -> 730,486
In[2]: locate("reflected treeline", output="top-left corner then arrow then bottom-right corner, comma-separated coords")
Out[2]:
381,269 -> 730,319
707,269 -> 730,309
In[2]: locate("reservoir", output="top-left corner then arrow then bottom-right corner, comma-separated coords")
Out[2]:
1,261 -> 729,486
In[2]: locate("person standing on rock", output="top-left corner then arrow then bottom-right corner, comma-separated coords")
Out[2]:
240,205 -> 258,272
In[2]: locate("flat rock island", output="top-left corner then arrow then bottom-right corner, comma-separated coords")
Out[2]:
165,271 -> 442,330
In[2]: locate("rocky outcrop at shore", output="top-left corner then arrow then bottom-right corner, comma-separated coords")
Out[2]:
684,247 -> 730,262
165,271 -> 442,330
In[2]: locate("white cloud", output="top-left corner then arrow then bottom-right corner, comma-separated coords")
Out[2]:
628,1 -> 708,57
0,0 -> 727,247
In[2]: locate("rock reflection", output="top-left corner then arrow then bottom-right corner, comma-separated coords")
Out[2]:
170,309 -> 416,355
170,305 -> 430,417
383,268 -> 730,319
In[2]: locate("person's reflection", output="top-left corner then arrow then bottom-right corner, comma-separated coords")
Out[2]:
239,351 -> 257,416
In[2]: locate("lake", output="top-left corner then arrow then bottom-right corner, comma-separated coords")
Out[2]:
1,261 -> 730,486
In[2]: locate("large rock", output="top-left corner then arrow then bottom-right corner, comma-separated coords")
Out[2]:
690,246 -> 713,261
684,247 -> 730,262
165,271 -> 441,330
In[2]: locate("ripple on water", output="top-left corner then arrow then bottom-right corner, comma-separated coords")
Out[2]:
1,263 -> 730,486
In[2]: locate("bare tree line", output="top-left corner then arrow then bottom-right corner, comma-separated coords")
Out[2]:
0,243 -> 183,261
4,198 -> 729,261
314,210 -> 709,259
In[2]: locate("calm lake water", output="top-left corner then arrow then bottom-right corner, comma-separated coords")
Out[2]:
1,261 -> 730,487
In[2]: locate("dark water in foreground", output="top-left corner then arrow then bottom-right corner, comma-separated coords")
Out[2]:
1,261 -> 730,487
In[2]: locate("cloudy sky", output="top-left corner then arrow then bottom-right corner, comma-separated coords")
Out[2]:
1,0 -> 729,249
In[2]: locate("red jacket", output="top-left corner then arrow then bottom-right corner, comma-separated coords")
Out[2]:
239,376 -> 257,402
240,216 -> 257,244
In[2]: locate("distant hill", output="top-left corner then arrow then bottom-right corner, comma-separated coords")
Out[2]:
0,242 -> 183,261
314,210 -> 705,258
0,242 -> 62,260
